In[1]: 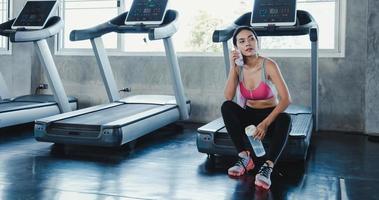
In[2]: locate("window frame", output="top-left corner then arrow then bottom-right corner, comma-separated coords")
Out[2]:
55,0 -> 346,58
0,0 -> 12,55
258,0 -> 346,58
55,0 -> 125,55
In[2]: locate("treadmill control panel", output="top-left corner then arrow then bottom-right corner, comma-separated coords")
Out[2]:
251,0 -> 296,25
12,1 -> 57,29
125,0 -> 168,24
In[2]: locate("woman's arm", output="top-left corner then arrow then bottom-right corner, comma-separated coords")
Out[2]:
224,50 -> 241,100
262,59 -> 292,126
254,59 -> 292,140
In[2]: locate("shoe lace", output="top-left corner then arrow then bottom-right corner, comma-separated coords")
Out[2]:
235,157 -> 249,171
258,163 -> 273,178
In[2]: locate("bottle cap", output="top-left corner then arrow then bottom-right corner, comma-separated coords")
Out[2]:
245,125 -> 256,136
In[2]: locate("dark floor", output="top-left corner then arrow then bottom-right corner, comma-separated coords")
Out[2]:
0,123 -> 379,200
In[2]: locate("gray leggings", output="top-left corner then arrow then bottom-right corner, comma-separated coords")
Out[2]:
221,100 -> 291,163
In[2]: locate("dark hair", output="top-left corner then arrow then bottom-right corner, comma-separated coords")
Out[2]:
232,26 -> 259,47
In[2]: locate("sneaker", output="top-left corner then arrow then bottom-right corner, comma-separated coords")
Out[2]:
228,151 -> 254,177
255,162 -> 273,189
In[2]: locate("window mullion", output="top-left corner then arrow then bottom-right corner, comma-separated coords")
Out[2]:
333,0 -> 338,51
117,0 -> 125,51
336,0 -> 346,55
0,0 -> 12,53
59,0 -> 65,50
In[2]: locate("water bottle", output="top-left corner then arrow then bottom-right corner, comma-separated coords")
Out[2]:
235,50 -> 244,66
245,125 -> 266,157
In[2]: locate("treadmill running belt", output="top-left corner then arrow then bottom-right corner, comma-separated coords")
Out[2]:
56,103 -> 160,125
289,114 -> 312,137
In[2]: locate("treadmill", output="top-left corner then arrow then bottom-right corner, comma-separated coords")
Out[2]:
197,1 -> 318,161
34,0 -> 190,147
0,1 -> 77,128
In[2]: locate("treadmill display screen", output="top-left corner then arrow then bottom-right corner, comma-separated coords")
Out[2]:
13,1 -> 57,27
252,0 -> 296,24
125,0 -> 168,23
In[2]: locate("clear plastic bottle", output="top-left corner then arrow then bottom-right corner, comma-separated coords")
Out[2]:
245,125 -> 266,157
235,49 -> 244,66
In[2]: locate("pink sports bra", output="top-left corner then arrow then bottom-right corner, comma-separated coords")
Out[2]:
239,59 -> 274,100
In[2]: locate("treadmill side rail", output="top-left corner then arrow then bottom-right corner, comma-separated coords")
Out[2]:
197,117 -> 225,134
1,101 -> 77,128
119,107 -> 180,144
119,95 -> 177,105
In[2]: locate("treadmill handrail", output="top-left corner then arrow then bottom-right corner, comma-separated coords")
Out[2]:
0,16 -> 63,42
212,10 -> 318,43
70,10 -> 179,41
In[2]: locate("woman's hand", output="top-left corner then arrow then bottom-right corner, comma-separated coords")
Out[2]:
224,49 -> 241,100
254,121 -> 269,140
229,49 -> 241,70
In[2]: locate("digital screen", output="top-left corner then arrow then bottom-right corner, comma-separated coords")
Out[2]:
126,0 -> 168,23
13,1 -> 56,27
252,0 -> 296,23
269,8 -> 278,14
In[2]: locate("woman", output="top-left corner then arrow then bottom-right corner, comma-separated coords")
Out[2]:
221,26 -> 292,190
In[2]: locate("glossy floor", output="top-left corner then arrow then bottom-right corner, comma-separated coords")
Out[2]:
0,123 -> 378,200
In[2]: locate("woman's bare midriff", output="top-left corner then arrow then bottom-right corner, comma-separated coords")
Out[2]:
246,97 -> 277,109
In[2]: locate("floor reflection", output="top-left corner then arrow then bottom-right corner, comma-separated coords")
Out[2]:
1,124 -> 379,199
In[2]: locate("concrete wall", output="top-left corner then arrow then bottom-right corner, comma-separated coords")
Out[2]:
0,43 -> 33,96
4,0 -> 378,134
0,0 -> 36,97
366,0 -> 379,135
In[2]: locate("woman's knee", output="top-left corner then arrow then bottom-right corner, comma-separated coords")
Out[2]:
278,113 -> 291,124
221,100 -> 238,114
277,113 -> 292,132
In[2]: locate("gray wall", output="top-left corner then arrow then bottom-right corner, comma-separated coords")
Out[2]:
366,0 -> 379,135
0,43 -> 34,96
0,0 -> 35,97
2,0 -> 378,134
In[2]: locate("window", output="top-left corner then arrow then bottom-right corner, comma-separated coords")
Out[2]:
0,0 -> 10,54
57,0 -> 346,57
57,0 -> 121,50
119,0 -> 253,53
259,0 -> 346,57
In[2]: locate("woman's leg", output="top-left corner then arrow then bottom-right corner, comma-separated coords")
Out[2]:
221,100 -> 258,153
221,101 -> 260,176
255,112 -> 291,189
265,112 -> 291,164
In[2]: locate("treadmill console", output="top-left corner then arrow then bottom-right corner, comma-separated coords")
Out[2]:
125,0 -> 169,25
251,0 -> 297,27
12,0 -> 58,30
